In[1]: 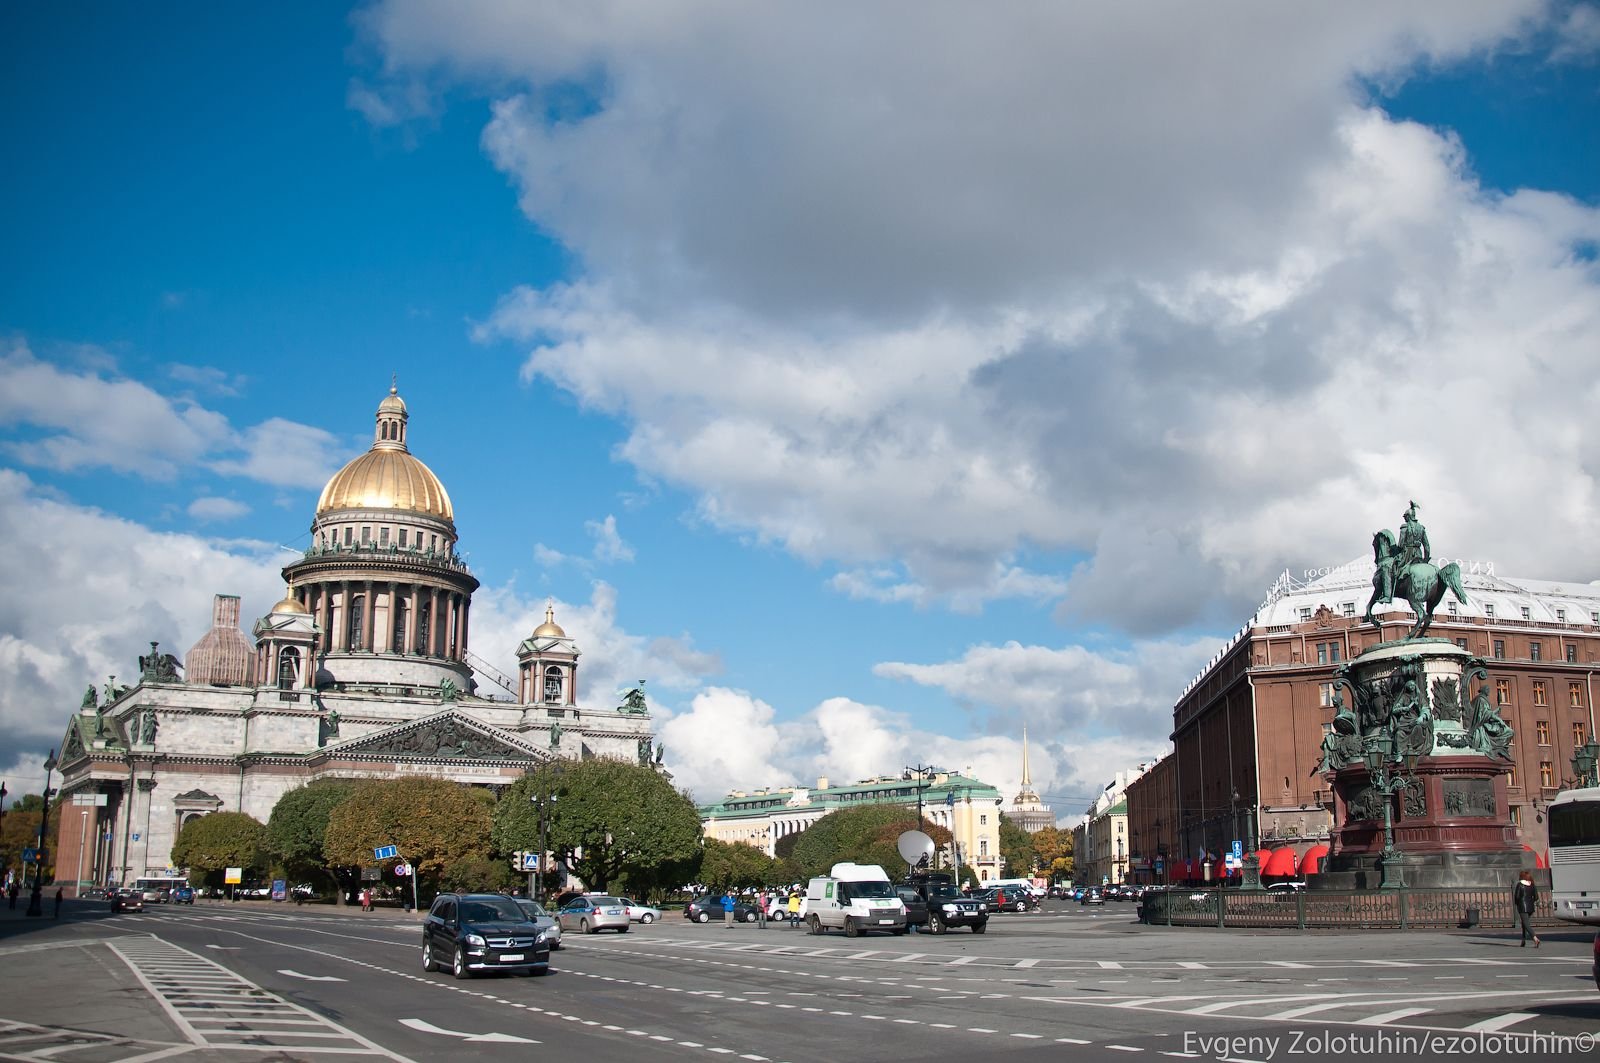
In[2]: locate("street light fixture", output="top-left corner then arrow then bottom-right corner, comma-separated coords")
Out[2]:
1232,787 -> 1262,890
1363,731 -> 1414,890
902,764 -> 940,867
1572,739 -> 1600,789
25,749 -> 57,918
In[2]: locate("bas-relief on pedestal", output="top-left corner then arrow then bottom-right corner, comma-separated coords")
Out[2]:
1313,501 -> 1524,891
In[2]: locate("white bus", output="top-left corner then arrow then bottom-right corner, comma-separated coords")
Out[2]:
132,874 -> 190,902
1548,786 -> 1600,925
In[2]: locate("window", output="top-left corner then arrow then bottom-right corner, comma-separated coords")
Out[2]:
1568,644 -> 1578,662
347,595 -> 365,649
544,665 -> 563,702
1321,721 -> 1335,737
1593,611 -> 1599,624
430,534 -> 438,553
1493,640 -> 1505,659
1572,682 -> 1585,708
1521,606 -> 1531,620
277,646 -> 300,689
1557,608 -> 1567,622
361,526 -> 371,543
1447,601 -> 1458,615
344,527 -> 353,545
1455,639 -> 1468,650
1533,681 -> 1547,706
1577,722 -> 1590,747
1319,683 -> 1334,707
1485,604 -> 1495,619
379,526 -> 389,546
1496,679 -> 1510,705
980,814 -> 988,826
1531,642 -> 1542,661
1342,603 -> 1355,617
399,528 -> 408,547
1299,607 -> 1312,622
1536,720 -> 1550,744
1541,762 -> 1555,787
1316,643 -> 1327,665
1330,643 -> 1341,663
979,839 -> 989,857
1509,765 -> 1518,789
1510,805 -> 1520,824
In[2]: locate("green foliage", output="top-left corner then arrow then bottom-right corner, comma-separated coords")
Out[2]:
787,805 -> 954,879
322,778 -> 492,890
11,794 -> 46,813
698,839 -> 776,890
1,803 -> 60,881
492,759 -> 701,893
439,853 -> 518,893
1031,826 -> 1072,881
997,813 -> 1035,876
171,812 -> 267,877
264,781 -> 357,902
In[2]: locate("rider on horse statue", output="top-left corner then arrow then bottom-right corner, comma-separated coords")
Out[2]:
1364,499 -> 1466,639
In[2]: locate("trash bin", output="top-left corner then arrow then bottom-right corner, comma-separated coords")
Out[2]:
1460,907 -> 1480,928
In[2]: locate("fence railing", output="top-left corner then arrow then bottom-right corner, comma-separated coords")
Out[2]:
1140,887 -> 1556,930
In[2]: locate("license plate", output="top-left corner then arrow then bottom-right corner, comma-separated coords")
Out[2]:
500,953 -> 524,962
878,918 -> 894,925
605,909 -> 623,915
1577,902 -> 1595,910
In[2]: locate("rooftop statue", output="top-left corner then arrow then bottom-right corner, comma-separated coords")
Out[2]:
1362,500 -> 1467,639
619,680 -> 649,715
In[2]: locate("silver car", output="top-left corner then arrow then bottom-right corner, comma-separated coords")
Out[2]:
617,897 -> 662,923
513,898 -> 563,949
558,895 -> 630,934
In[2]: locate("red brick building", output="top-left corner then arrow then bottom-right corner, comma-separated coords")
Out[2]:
1155,561 -> 1600,870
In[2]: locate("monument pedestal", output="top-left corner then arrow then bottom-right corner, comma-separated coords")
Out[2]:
1307,639 -> 1524,892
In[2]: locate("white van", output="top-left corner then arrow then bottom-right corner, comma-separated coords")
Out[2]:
804,862 -> 906,937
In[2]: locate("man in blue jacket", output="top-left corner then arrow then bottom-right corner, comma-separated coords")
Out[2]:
721,890 -> 736,927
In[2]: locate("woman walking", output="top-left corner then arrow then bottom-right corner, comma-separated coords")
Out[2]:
1513,870 -> 1540,948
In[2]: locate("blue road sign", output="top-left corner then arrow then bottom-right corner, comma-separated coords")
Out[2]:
374,844 -> 398,860
1231,840 -> 1243,858
21,848 -> 36,863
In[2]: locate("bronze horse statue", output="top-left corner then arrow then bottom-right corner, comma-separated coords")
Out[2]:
1363,529 -> 1467,639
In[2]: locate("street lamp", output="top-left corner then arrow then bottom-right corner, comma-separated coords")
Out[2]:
1572,739 -> 1600,789
1363,731 -> 1415,890
25,749 -> 57,918
76,810 -> 88,896
532,768 -> 566,901
1232,787 -> 1262,890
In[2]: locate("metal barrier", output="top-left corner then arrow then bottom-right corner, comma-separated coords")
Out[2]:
1140,887 -> 1556,930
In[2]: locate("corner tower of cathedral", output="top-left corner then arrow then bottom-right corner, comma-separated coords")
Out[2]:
281,384 -> 479,691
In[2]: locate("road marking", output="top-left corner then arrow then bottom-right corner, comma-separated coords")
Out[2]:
949,956 -> 979,965
1265,1001 -> 1366,1021
1265,961 -> 1311,969
1360,1008 -> 1432,1025
1015,958 -> 1040,968
1462,1013 -> 1538,1032
398,1018 -> 539,1044
1178,962 -> 1208,969
1098,961 -> 1125,969
277,968 -> 348,982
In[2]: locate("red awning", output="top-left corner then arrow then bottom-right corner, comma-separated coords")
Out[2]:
1522,844 -> 1548,870
1254,848 -> 1273,869
1298,844 -> 1330,875
1262,848 -> 1299,877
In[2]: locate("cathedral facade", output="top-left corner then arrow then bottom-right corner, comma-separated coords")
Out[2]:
50,386 -> 659,892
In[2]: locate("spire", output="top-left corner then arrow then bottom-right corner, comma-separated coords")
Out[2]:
1021,725 -> 1032,786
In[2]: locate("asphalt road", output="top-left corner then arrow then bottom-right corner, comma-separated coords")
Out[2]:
1,898 -> 1596,1063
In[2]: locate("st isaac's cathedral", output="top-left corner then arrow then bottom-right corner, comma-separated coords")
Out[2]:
51,386 -> 659,889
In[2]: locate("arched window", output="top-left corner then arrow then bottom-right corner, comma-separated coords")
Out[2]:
544,666 -> 563,703
392,598 -> 409,654
277,646 -> 301,689
348,595 -> 365,650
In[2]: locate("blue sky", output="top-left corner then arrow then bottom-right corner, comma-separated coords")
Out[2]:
2,2 -> 1597,809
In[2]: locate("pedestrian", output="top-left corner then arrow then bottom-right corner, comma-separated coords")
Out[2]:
756,889 -> 768,929
7,881 -> 18,910
721,889 -> 736,927
360,887 -> 372,912
1513,870 -> 1540,948
787,891 -> 801,928
53,887 -> 63,919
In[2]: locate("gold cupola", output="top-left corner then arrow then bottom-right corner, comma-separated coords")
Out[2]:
532,603 -> 567,639
314,384 -> 454,523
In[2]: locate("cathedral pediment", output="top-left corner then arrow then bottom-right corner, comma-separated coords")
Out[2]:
324,710 -> 548,763
174,789 -> 223,807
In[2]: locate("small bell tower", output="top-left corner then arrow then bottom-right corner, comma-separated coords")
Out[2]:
515,602 -> 580,707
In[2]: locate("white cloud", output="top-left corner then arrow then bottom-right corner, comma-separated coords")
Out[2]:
1552,2 -> 1600,61
208,417 -> 346,490
187,497 -> 251,522
532,543 -> 572,567
585,514 -> 634,563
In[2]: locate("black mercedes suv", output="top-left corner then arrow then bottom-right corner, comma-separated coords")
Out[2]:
422,893 -> 552,978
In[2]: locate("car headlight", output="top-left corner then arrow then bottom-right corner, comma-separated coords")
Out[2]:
942,904 -> 958,913
464,933 -> 486,948
976,903 -> 987,911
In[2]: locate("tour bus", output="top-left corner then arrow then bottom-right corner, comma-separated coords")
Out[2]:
1548,786 -> 1600,925
132,874 -> 191,903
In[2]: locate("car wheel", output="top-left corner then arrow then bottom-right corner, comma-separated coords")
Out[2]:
843,917 -> 859,938
582,918 -> 595,934
452,946 -> 470,980
807,914 -> 822,935
697,912 -> 709,923
930,917 -> 946,935
617,925 -> 628,933
422,941 -> 436,972
640,913 -> 654,924
971,921 -> 987,934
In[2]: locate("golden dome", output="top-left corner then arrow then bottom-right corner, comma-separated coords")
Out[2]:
532,603 -> 566,638
316,448 -> 454,521
314,385 -> 454,522
270,587 -> 309,615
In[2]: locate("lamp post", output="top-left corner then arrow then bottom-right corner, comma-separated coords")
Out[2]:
25,750 -> 57,918
1572,739 -> 1600,789
1363,732 -> 1415,890
533,771 -> 564,901
1233,787 -> 1263,890
75,811 -> 88,896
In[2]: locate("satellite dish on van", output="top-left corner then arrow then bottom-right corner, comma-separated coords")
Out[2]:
896,830 -> 935,866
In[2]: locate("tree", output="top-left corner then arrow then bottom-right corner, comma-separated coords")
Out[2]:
264,781 -> 357,904
492,760 -> 701,893
788,805 -> 954,879
323,778 -> 492,896
997,813 -> 1035,877
1031,826 -> 1072,881
171,812 -> 267,883
698,839 -> 775,891
1,800 -> 61,884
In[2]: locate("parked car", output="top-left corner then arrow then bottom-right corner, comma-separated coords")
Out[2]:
512,898 -> 563,949
617,898 -> 662,923
421,893 -> 551,979
558,895 -> 631,934
1080,888 -> 1106,906
683,897 -> 759,923
171,886 -> 196,905
110,889 -> 144,913
974,887 -> 1031,913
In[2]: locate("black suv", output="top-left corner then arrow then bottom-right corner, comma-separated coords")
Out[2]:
422,893 -> 551,979
904,874 -> 988,934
